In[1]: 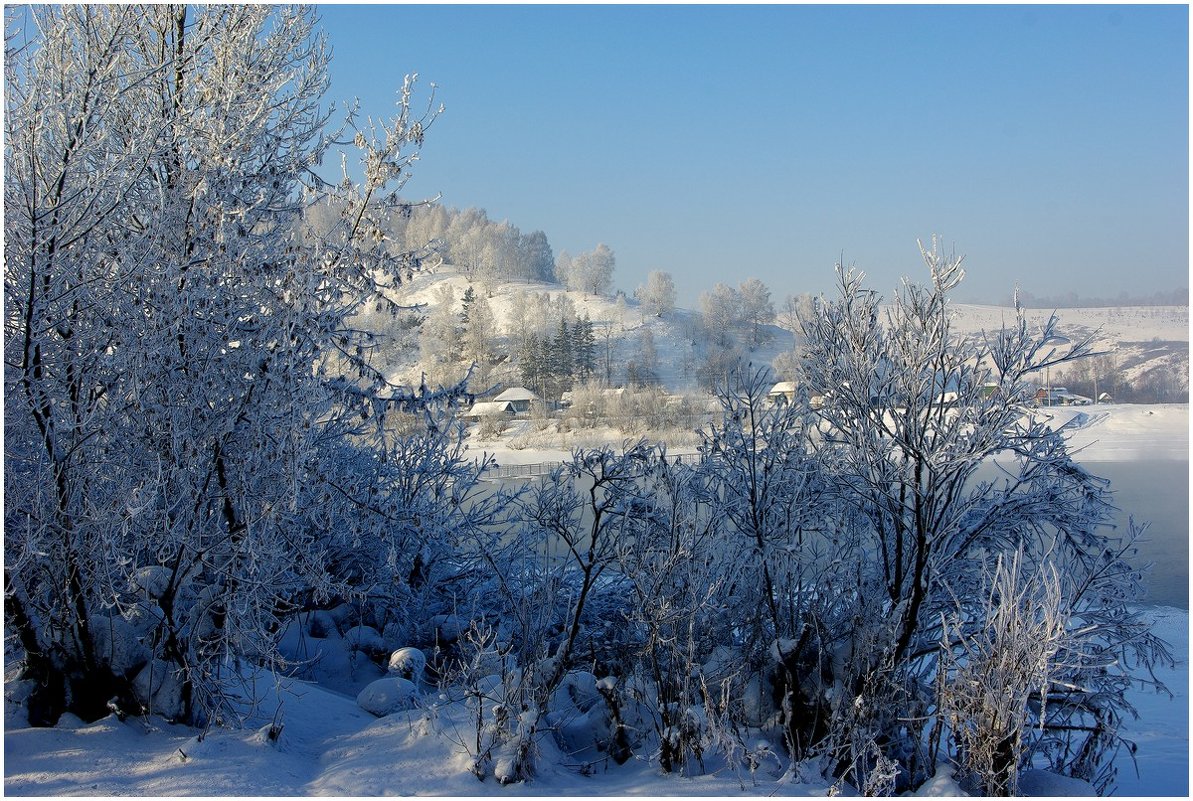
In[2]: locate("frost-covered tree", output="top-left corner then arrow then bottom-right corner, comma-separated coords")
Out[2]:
564,244 -> 615,297
447,209 -> 491,278
738,277 -> 776,348
520,230 -> 555,283
625,327 -> 661,387
698,367 -> 845,760
517,334 -> 547,396
635,270 -> 677,318
4,4 -> 474,728
795,241 -> 1169,792
461,291 -> 496,367
699,282 -> 742,348
772,293 -> 816,380
419,284 -> 463,364
573,314 -> 597,382
552,250 -> 573,289
780,292 -> 817,333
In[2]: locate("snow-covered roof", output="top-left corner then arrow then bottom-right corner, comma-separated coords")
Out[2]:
464,401 -> 514,417
769,381 -> 797,394
494,387 -> 538,403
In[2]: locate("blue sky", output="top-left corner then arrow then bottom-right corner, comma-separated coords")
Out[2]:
315,4 -> 1188,307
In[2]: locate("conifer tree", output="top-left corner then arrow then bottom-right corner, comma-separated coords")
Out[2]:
574,314 -> 597,381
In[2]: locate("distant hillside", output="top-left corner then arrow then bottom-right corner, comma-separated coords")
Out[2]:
358,267 -> 1187,403
945,304 -> 1189,401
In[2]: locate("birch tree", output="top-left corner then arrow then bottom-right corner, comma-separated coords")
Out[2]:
5,4 -> 465,727
634,270 -> 676,318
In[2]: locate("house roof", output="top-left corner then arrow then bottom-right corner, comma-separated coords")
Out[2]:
768,381 -> 797,394
494,387 -> 538,403
464,401 -> 514,417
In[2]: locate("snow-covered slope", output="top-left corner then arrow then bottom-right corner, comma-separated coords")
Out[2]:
375,264 -> 795,393
371,266 -> 1187,398
946,303 -> 1189,394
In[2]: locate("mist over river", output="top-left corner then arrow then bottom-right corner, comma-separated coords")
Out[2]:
1089,459 -> 1189,609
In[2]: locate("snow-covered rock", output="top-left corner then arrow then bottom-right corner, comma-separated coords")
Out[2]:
550,670 -> 600,715
386,647 -> 427,680
344,625 -> 385,655
133,659 -> 185,720
1017,769 -> 1096,796
356,676 -> 418,717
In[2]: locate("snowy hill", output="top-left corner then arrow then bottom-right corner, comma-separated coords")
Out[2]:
368,266 -> 1186,400
945,303 -> 1189,395
371,264 -> 794,394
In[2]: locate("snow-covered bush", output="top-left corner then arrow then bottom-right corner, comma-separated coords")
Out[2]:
789,242 -> 1171,792
938,550 -> 1071,795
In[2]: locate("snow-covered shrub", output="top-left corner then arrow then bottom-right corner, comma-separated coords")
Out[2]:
448,443 -> 665,782
357,677 -> 418,717
938,550 -> 1071,796
789,243 -> 1171,792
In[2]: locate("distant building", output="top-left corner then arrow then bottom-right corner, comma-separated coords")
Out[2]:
493,387 -> 539,414
462,400 -> 515,420
1034,386 -> 1093,406
767,381 -> 798,406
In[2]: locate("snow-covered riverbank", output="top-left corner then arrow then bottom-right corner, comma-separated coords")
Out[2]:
7,404 -> 1187,796
6,604 -> 1185,797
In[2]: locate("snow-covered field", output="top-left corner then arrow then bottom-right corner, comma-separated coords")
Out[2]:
946,303 -> 1189,395
5,403 -> 1188,796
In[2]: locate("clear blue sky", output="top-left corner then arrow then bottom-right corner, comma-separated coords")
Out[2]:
315,3 -> 1188,307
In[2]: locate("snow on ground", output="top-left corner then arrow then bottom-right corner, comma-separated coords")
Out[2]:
3,673 -> 841,797
6,607 -> 1184,797
1040,403 -> 1189,462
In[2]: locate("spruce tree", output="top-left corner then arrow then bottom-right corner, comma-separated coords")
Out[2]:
574,314 -> 597,381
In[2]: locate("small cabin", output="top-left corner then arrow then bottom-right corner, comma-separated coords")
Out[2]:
767,381 -> 798,406
493,387 -> 539,414
463,400 -> 515,420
